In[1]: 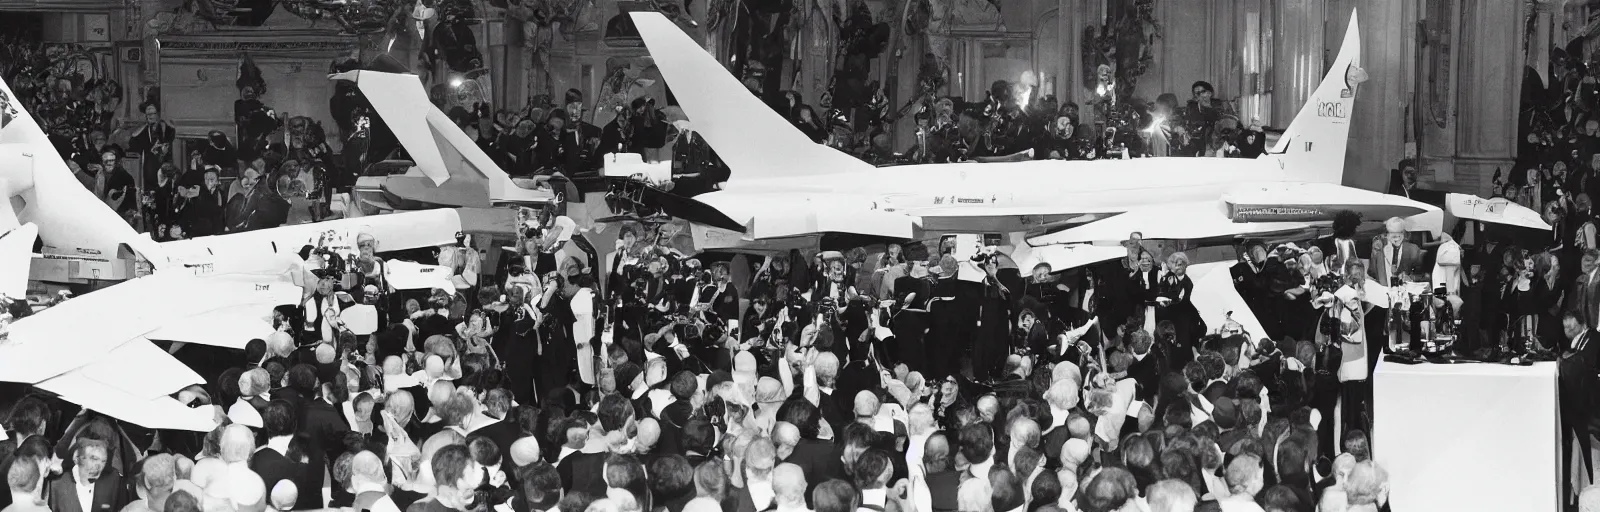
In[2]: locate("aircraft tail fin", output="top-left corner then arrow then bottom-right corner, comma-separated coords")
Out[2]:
1268,9 -> 1360,185
630,12 -> 872,182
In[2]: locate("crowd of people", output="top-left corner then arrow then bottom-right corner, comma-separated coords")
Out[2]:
19,20 -> 1600,512
1,193 -> 1446,512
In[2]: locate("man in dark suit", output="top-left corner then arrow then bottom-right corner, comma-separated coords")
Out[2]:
1388,159 -> 1445,207
780,401 -> 840,506
556,90 -> 602,177
1567,250 -> 1600,329
251,401 -> 318,511
1561,311 -> 1600,506
302,379 -> 351,509
470,390 -> 521,465
48,439 -> 125,512
126,101 -> 175,189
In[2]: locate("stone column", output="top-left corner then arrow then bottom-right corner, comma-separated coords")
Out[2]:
1451,0 -> 1526,194
1336,0 -> 1416,192
1059,0 -> 1085,104
1530,0 -> 1556,87
1273,0 -> 1325,127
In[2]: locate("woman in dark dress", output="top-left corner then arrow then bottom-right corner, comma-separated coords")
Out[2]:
1155,252 -> 1203,350
496,286 -> 541,405
538,273 -> 577,396
891,260 -> 933,374
1531,252 -> 1566,350
1491,248 -> 1530,354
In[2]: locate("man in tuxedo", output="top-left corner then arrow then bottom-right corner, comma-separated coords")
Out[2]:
47,439 -> 125,512
1370,218 -> 1425,285
467,389 -> 519,461
1370,217 -> 1424,353
1561,311 -> 1600,506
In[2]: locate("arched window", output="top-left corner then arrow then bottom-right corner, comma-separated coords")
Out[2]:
604,12 -> 643,46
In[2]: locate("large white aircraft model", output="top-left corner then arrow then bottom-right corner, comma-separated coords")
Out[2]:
628,10 -> 1442,253
0,64 -> 500,431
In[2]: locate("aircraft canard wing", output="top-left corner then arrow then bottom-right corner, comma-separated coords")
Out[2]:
1026,201 -> 1323,246
695,191 -> 919,240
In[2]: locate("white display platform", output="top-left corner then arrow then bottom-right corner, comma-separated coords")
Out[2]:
1373,360 -> 1559,512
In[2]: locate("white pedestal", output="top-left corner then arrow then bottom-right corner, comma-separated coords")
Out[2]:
1373,360 -> 1559,512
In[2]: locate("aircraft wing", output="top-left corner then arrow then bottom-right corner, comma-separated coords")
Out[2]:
0,273 -> 302,384
36,357 -> 216,431
1188,262 -> 1268,342
695,191 -> 918,240
67,338 -> 205,400
1010,243 -> 1126,272
158,208 -> 464,272
145,308 -> 277,349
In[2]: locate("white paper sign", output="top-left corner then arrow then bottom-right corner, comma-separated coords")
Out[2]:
342,304 -> 379,335
384,260 -> 455,291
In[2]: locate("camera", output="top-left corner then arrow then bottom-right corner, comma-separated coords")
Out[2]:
970,245 -> 1000,265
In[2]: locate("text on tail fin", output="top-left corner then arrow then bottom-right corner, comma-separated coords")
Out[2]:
1269,9 -> 1361,185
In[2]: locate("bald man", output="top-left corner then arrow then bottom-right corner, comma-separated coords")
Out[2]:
731,439 -> 778,512
920,434 -> 960,512
770,464 -> 807,512
212,465 -> 266,512
350,452 -> 400,512
268,481 -> 296,512
635,418 -> 661,455
772,422 -> 799,461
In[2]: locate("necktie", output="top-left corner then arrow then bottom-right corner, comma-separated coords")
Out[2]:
1392,246 -> 1401,280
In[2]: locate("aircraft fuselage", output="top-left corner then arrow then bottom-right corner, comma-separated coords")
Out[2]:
697,154 -> 1286,235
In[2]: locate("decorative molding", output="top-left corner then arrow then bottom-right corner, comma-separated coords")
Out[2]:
0,0 -> 122,12
157,31 -> 356,55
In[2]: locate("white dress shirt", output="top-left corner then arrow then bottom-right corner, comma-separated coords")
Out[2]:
75,472 -> 95,512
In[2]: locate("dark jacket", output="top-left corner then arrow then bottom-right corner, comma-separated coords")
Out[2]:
47,470 -> 126,512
